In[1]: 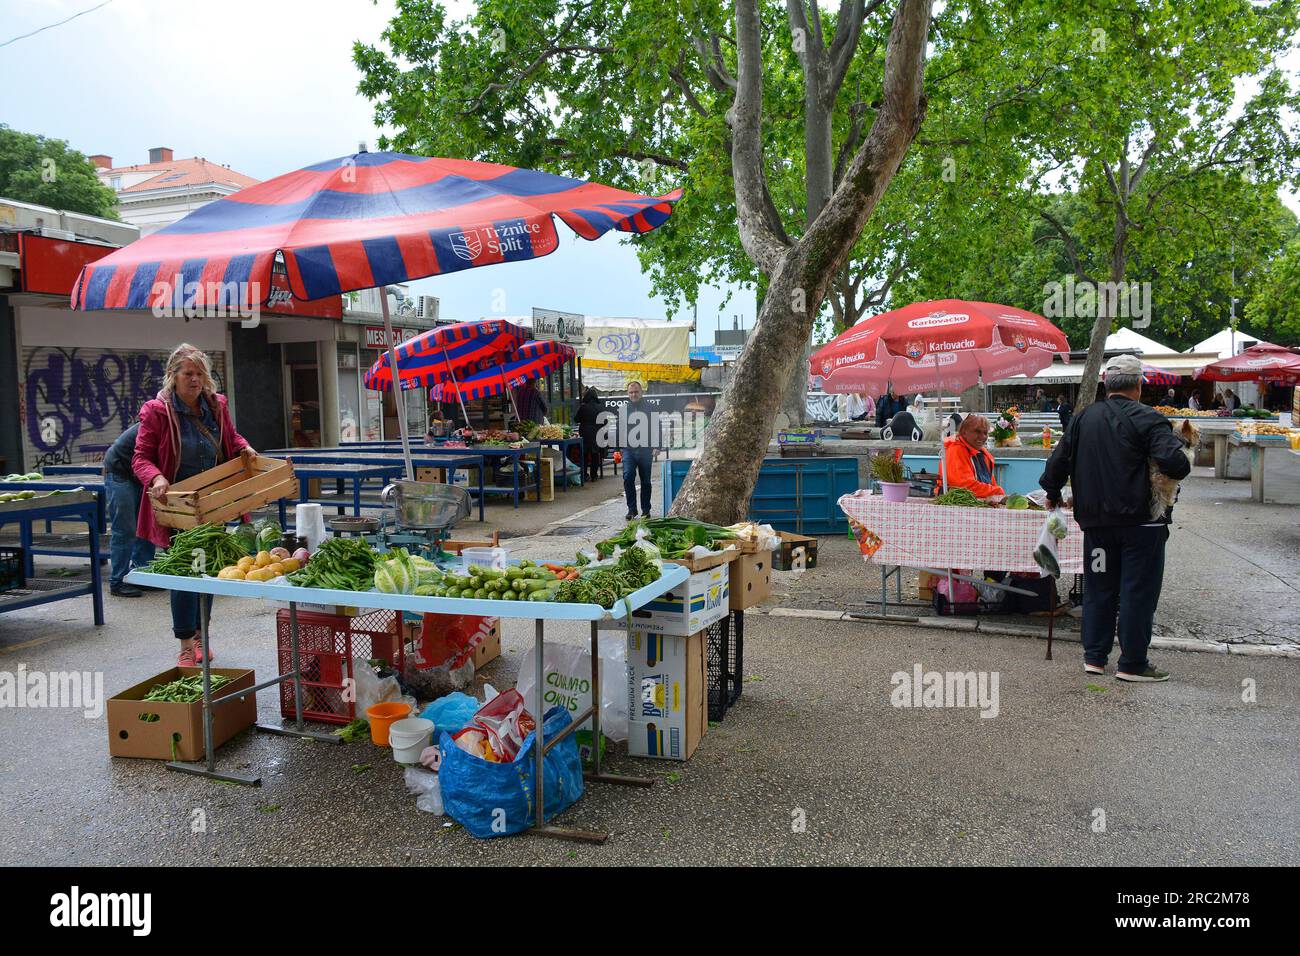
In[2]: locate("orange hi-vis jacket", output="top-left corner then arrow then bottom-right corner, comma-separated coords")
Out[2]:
939,435 -> 1005,499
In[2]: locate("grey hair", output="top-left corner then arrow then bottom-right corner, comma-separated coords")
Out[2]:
1106,372 -> 1142,392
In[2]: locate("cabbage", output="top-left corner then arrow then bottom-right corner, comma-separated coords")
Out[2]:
374,565 -> 399,594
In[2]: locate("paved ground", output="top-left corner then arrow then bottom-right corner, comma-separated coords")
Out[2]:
0,453 -> 1296,865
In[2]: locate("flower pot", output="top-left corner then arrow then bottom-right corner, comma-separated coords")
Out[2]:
880,481 -> 911,503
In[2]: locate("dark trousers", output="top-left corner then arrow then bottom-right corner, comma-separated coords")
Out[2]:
622,446 -> 653,515
580,435 -> 601,480
103,469 -> 155,588
1081,524 -> 1169,672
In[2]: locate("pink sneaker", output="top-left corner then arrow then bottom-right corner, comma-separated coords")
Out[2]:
194,642 -> 214,664
177,646 -> 198,668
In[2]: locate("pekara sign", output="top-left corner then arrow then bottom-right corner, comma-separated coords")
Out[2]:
532,307 -> 586,347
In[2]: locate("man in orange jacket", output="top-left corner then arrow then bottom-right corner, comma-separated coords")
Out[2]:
939,415 -> 1005,500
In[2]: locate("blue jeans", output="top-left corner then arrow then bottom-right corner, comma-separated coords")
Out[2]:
103,469 -> 155,589
172,589 -> 214,641
622,447 -> 653,515
1081,524 -> 1169,672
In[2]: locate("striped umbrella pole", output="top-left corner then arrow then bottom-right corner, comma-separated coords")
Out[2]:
440,348 -> 473,426
380,294 -> 414,481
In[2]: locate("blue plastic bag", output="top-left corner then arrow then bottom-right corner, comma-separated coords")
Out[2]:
421,691 -> 479,732
440,706 -> 584,838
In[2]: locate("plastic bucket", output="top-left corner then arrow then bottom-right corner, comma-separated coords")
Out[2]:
388,717 -> 435,764
880,481 -> 911,503
365,701 -> 412,746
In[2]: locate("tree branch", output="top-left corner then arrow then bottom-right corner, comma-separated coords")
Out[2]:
1038,209 -> 1096,286
730,0 -> 792,275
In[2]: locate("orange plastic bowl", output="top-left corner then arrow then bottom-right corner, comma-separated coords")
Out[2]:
365,701 -> 413,746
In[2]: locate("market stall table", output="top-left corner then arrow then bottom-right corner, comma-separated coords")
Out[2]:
37,465 -> 105,477
535,436 -> 585,491
275,461 -> 407,526
126,562 -> 689,842
0,476 -> 108,544
0,490 -> 104,625
1228,431 -> 1294,502
838,491 -> 1085,655
264,451 -> 488,521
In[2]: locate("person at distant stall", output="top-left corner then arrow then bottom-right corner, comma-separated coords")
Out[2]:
875,384 -> 908,427
1211,392 -> 1225,410
134,344 -> 253,668
1223,388 -> 1240,412
1036,388 -> 1054,412
1188,392 -> 1202,411
1056,394 -> 1073,432
102,422 -> 155,598
621,380 -> 657,520
574,387 -> 605,482
514,379 -> 549,425
1164,388 -> 1178,407
938,415 -> 1006,501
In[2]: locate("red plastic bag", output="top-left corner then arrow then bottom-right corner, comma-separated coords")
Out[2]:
452,689 -> 536,763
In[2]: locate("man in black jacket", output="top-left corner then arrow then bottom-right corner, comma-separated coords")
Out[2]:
875,384 -> 907,428
1040,355 -> 1191,683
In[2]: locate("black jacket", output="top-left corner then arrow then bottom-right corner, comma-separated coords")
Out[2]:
574,398 -> 603,441
1040,396 -> 1191,529
875,394 -> 907,427
102,423 -> 141,482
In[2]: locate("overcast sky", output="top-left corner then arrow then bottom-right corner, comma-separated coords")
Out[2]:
0,0 -> 754,344
2,0 -> 1295,341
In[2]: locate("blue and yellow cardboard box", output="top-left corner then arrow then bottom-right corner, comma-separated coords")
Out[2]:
607,564 -> 729,636
625,630 -> 706,760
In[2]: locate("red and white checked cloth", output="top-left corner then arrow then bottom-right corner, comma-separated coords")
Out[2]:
838,491 -> 1084,574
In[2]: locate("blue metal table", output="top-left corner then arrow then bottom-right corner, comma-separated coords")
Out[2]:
36,465 -> 104,477
0,477 -> 108,542
126,561 -> 689,842
265,452 -> 487,521
0,491 -> 105,625
275,461 -> 406,527
536,436 -> 584,490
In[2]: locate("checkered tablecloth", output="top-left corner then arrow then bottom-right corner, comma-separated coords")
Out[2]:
838,491 -> 1084,574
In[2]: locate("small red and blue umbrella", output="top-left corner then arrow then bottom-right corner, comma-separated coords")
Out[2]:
431,339 -> 576,403
362,320 -> 523,392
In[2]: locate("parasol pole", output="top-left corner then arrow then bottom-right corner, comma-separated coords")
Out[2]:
439,348 -> 473,428
934,347 -> 955,609
499,366 -> 523,423
380,291 -> 415,481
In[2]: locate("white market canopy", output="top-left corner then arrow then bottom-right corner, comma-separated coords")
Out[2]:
1188,326 -> 1265,359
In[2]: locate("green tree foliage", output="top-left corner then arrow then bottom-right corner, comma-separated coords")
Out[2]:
0,125 -> 119,219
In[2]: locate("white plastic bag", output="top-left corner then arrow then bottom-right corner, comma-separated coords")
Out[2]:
352,658 -> 404,715
1033,515 -> 1063,578
516,636 -> 628,742
404,766 -> 444,815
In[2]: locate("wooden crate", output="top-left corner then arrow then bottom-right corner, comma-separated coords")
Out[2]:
664,547 -> 741,572
524,456 -> 555,502
150,451 -> 297,529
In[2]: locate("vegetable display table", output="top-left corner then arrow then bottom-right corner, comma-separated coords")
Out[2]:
0,477 -> 107,537
124,562 -> 690,842
0,491 -> 104,626
275,462 -> 407,525
838,491 -> 1085,656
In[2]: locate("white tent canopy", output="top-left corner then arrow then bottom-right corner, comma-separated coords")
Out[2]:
1188,326 -> 1265,359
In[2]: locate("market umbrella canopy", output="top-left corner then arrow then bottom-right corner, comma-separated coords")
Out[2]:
810,299 -> 1069,395
362,320 -> 524,392
431,340 -> 577,402
1194,342 -> 1300,384
69,152 -> 682,312
1142,364 -> 1180,386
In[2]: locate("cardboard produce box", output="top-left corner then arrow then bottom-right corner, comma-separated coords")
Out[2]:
917,570 -> 941,601
107,667 -> 257,761
626,630 -> 706,761
729,550 -> 772,609
772,531 -> 818,570
402,616 -> 500,667
606,564 -> 729,636
524,456 -> 555,502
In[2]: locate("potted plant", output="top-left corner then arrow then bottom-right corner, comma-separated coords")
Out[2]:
871,452 -> 911,503
992,407 -> 1021,447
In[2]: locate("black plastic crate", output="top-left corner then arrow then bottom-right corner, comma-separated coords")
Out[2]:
705,610 -> 744,721
0,547 -> 25,594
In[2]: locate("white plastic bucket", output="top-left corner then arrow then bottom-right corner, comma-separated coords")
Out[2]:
388,717 -> 434,764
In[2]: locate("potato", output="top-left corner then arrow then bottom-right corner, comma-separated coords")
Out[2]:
247,568 -> 270,582
278,557 -> 301,574
237,556 -> 255,572
267,562 -> 285,576
255,550 -> 273,568
227,568 -> 247,581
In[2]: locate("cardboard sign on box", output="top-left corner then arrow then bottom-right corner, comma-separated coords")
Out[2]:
626,630 -> 706,760
107,667 -> 256,761
604,564 -> 729,636
729,550 -> 772,609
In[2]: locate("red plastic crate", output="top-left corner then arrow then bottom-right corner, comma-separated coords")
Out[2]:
275,608 -> 404,725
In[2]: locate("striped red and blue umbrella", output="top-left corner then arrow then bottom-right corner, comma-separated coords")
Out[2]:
431,340 -> 576,403
363,320 -> 524,392
69,152 -> 682,312
1141,364 -> 1180,386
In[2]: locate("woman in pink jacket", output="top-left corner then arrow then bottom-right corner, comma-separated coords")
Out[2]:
133,344 -> 252,666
